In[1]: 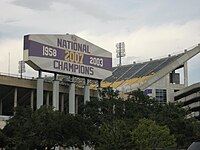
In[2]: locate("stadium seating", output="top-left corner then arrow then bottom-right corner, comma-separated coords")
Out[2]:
101,53 -> 184,90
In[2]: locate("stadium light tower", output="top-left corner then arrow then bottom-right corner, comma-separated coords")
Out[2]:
116,42 -> 126,66
18,60 -> 26,78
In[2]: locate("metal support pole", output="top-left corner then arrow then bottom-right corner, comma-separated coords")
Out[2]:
14,88 -> 18,108
13,87 -> 18,115
75,96 -> 79,114
46,92 -> 50,106
0,99 -> 2,115
84,78 -> 90,104
53,73 -> 59,110
61,94 -> 65,112
38,70 -> 42,78
69,76 -> 75,115
37,71 -> 43,109
184,62 -> 188,87
119,54 -> 121,66
20,61 -> 22,78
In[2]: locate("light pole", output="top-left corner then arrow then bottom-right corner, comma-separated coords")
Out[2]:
116,42 -> 126,66
18,60 -> 26,78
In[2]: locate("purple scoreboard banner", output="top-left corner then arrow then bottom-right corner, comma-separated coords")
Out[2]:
23,34 -> 112,80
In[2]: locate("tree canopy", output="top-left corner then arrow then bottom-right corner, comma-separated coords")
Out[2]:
1,88 -> 200,149
96,120 -> 132,150
132,118 -> 177,150
2,106 -> 91,149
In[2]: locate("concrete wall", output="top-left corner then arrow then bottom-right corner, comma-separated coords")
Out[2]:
146,74 -> 185,103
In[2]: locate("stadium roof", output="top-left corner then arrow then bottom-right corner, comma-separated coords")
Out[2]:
100,44 -> 200,92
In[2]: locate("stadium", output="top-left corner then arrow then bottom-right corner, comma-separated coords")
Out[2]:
0,35 -> 200,126
100,44 -> 200,118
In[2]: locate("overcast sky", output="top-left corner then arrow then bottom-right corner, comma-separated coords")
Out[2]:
0,0 -> 200,84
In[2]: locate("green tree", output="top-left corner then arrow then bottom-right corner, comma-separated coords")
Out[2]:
3,106 -> 33,149
83,88 -> 200,149
4,88 -> 199,149
124,89 -> 158,121
60,114 -> 92,149
82,87 -> 127,147
3,106 -> 92,149
132,118 -> 177,150
30,106 -> 64,149
96,120 -> 132,150
126,90 -> 200,148
0,128 -> 7,148
152,102 -> 200,148
82,87 -> 125,123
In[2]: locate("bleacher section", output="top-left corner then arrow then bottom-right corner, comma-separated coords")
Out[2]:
153,54 -> 184,73
105,65 -> 133,82
98,53 -> 184,90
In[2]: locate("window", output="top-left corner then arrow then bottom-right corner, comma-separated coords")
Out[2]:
156,89 -> 167,104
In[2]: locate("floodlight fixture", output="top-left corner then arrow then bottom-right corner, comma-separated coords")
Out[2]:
116,42 -> 126,66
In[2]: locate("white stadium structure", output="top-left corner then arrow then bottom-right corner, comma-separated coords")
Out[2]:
0,43 -> 200,125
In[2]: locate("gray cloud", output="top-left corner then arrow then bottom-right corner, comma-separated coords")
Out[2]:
63,0 -> 127,21
11,0 -> 200,24
1,19 -> 19,24
11,0 -> 129,21
12,0 -> 53,10
0,23 -> 35,40
132,0 -> 200,26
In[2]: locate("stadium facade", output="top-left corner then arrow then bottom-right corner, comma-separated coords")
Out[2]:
0,44 -> 200,122
101,52 -> 188,103
100,44 -> 200,118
